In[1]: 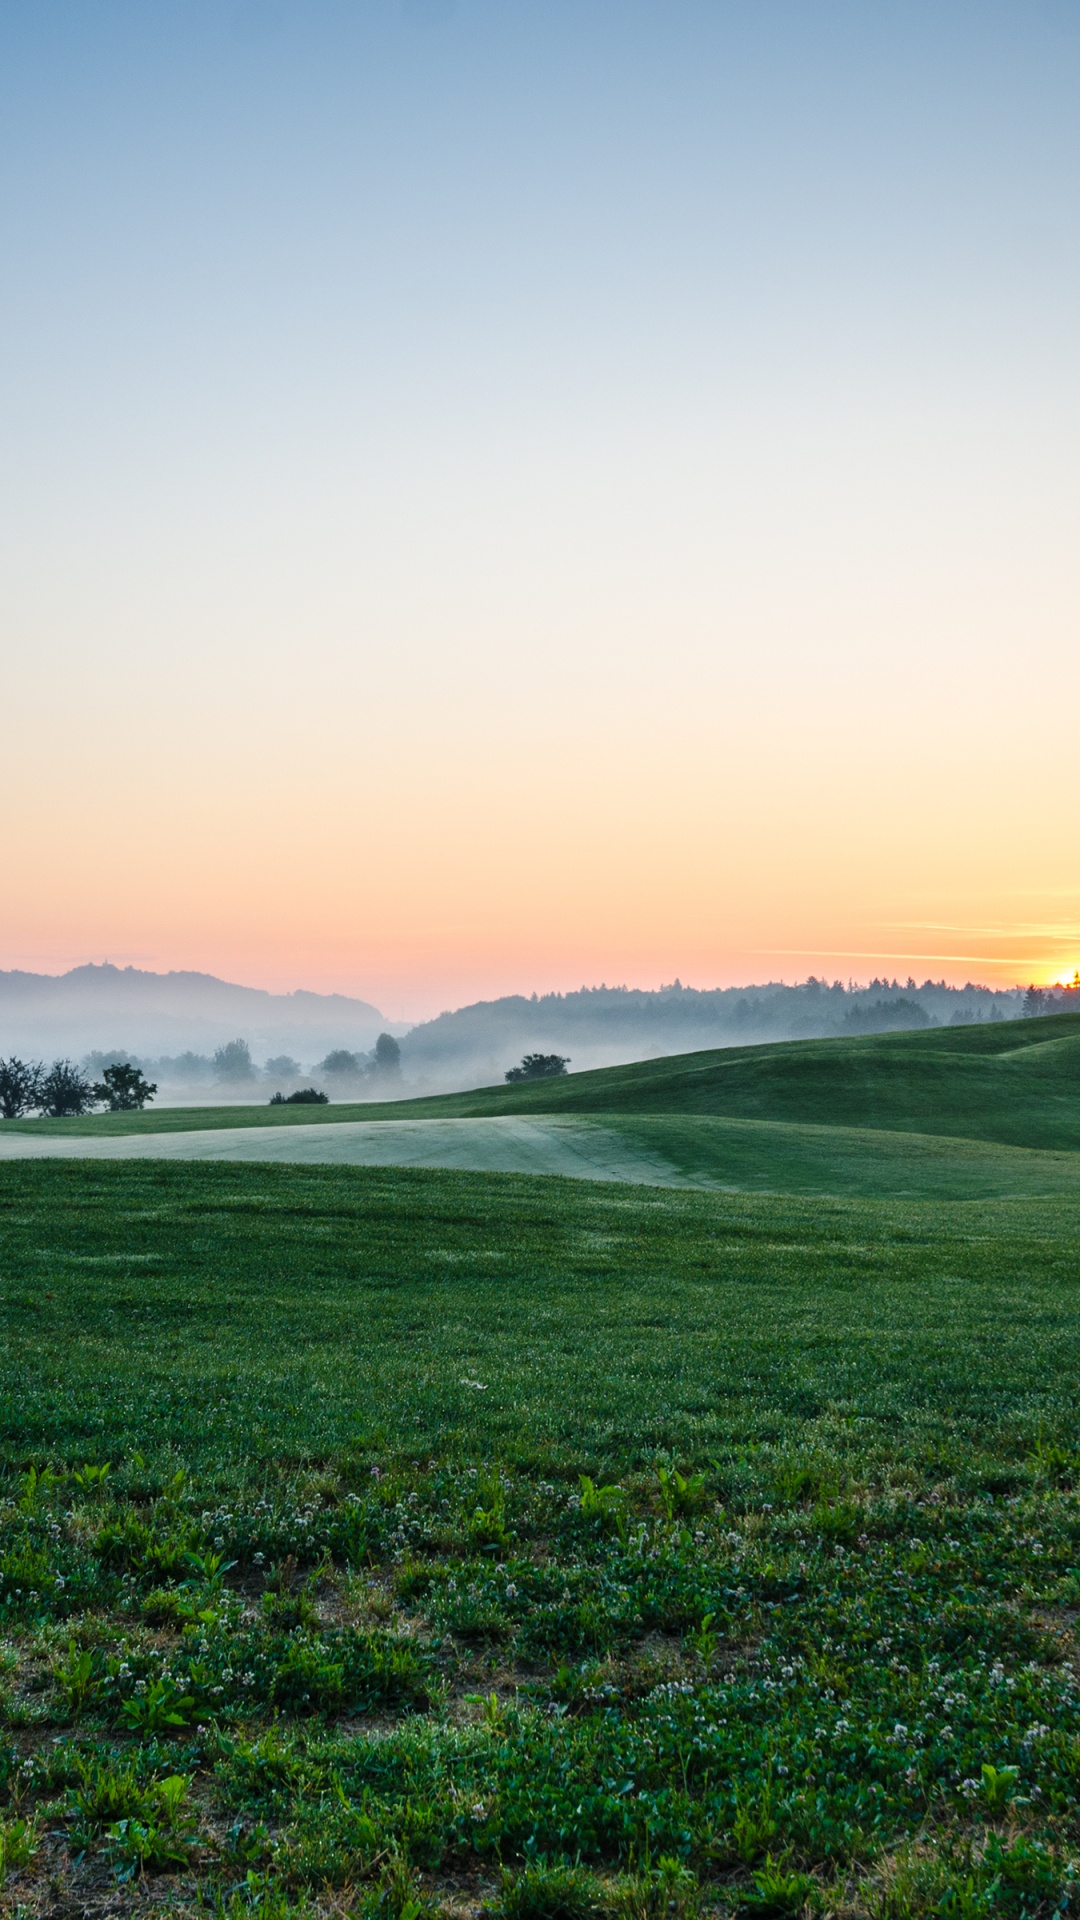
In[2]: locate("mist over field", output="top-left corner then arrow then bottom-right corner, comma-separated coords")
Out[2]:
0,962 -> 1053,1104
0,965 -> 389,1097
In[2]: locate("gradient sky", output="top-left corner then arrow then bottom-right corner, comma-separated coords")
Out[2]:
2,1 -> 1078,1018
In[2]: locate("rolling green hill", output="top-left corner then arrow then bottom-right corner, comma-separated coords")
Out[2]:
3,1017 -> 1080,1908
10,1009 -> 1080,1152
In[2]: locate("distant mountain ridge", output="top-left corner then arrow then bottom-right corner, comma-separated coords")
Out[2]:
0,964 -> 389,1063
0,963 -> 1054,1098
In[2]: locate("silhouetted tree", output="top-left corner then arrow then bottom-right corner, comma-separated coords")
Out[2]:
92,1062 -> 157,1111
265,1054 -> 301,1078
320,1049 -> 363,1076
505,1053 -> 570,1082
39,1060 -> 97,1117
213,1039 -> 255,1082
270,1087 -> 329,1105
0,1056 -> 44,1119
373,1033 -> 401,1074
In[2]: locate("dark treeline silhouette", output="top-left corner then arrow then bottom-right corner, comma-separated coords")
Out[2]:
0,1056 -> 156,1117
397,976 -> 1030,1090
1024,976 -> 1080,1018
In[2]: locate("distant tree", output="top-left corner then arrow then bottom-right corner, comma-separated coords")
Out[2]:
842,998 -> 930,1034
39,1060 -> 97,1118
83,1050 -> 133,1076
1023,986 -> 1049,1017
505,1053 -> 570,1082
213,1039 -> 255,1082
270,1087 -> 329,1106
373,1033 -> 401,1074
265,1054 -> 301,1078
0,1056 -> 44,1120
168,1052 -> 214,1081
92,1062 -> 157,1111
320,1049 -> 363,1076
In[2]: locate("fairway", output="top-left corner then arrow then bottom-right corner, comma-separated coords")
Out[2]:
5,1110 -> 1080,1203
0,1114 -> 684,1186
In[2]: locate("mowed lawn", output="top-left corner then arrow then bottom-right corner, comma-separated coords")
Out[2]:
2,1158 -> 1080,1916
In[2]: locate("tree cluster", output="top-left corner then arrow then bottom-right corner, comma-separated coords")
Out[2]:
317,1034 -> 402,1080
0,1057 -> 157,1119
505,1053 -> 570,1083
1023,975 -> 1080,1018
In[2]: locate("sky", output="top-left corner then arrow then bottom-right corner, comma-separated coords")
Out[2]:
1,0 -> 1078,1020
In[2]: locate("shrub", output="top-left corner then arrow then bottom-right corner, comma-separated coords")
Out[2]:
495,1862 -> 604,1920
0,1814 -> 38,1885
270,1088 -> 329,1105
743,1857 -> 817,1915
505,1054 -> 570,1082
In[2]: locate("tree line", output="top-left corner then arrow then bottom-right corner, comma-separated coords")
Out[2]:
0,1058 -> 156,1119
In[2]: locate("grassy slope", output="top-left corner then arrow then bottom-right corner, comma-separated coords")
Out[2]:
7,1013 -> 1080,1193
1,1159 -> 1078,1475
605,1113 -> 1080,1199
2,1160 -> 1080,1915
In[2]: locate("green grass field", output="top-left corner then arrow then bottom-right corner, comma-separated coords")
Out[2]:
9,1008 -> 1080,1150
2,1013 -> 1080,1917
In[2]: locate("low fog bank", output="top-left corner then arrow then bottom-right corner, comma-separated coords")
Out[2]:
6,968 -> 1077,1109
76,1036 -> 406,1108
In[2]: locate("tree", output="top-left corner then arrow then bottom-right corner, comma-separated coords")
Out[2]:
265,1055 -> 301,1078
505,1053 -> 570,1083
270,1087 -> 329,1106
373,1033 -> 401,1074
39,1060 -> 97,1118
0,1057 -> 44,1120
92,1062 -> 157,1111
213,1039 -> 255,1082
320,1049 -> 363,1076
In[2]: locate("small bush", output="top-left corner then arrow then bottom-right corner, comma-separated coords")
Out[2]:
495,1863 -> 605,1920
743,1856 -> 817,1915
505,1054 -> 570,1082
0,1814 -> 39,1884
614,1856 -> 700,1920
270,1088 -> 329,1105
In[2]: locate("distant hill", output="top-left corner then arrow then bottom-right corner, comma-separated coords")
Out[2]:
400,1006 -> 1080,1153
3,964 -> 1062,1101
0,964 -> 389,1067
398,976 -> 1025,1090
22,1011 -> 1080,1182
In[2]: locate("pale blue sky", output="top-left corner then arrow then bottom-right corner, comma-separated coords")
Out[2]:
2,2 -> 1078,1009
